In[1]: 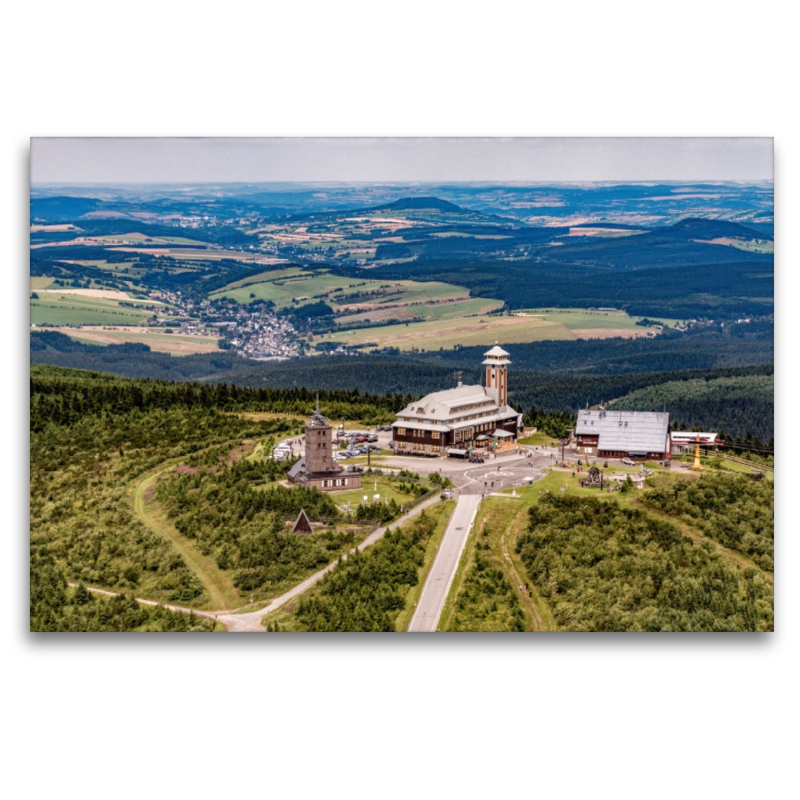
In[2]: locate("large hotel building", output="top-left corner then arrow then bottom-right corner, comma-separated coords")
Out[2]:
391,345 -> 523,456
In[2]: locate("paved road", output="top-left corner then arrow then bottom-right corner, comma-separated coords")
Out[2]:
407,493 -> 483,633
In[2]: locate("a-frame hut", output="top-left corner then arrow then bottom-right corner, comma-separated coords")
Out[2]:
292,508 -> 314,534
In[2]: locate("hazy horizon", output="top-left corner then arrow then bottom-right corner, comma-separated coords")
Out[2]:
31,137 -> 774,185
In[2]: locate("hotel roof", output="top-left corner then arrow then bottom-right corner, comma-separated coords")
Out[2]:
577,409 -> 670,454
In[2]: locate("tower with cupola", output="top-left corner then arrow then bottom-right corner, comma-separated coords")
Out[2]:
482,343 -> 511,407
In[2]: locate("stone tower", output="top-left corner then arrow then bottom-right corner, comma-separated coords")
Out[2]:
304,406 -> 335,475
482,343 -> 511,407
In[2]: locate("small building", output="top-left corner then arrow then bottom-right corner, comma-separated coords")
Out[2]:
392,345 -> 523,456
288,405 -> 362,492
670,432 -> 718,455
576,409 -> 671,461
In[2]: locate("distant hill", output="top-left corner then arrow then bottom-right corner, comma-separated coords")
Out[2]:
658,217 -> 772,242
30,196 -> 104,221
373,197 -> 466,213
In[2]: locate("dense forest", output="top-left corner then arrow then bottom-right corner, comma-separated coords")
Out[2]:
516,494 -> 773,632
288,511 -> 439,632
641,474 -> 774,570
30,362 -> 406,432
30,547 -> 214,632
30,394 -> 292,617
32,323 -> 774,383
155,458 -> 364,598
31,353 -> 774,442
609,373 -> 774,441
444,545 -> 525,632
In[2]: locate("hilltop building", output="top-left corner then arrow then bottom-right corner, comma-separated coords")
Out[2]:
670,431 -> 718,455
575,409 -> 671,461
392,345 -> 523,456
288,405 -> 362,492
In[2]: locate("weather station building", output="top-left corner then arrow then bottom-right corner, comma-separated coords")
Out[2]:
288,405 -> 362,492
575,409 -> 671,462
392,345 -> 523,457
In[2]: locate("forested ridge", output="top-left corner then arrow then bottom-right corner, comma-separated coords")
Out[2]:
609,373 -> 774,441
31,363 -> 406,432
32,340 -> 774,439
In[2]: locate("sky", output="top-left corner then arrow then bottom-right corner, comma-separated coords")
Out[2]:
30,137 -> 773,185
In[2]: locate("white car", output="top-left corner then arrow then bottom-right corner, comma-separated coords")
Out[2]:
621,458 -> 636,466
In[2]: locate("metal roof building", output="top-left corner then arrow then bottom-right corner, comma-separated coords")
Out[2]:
576,409 -> 671,460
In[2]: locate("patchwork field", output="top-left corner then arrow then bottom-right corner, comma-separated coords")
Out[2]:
321,314 -> 576,350
30,293 -> 159,327
38,327 -> 221,354
212,270 -> 471,314
107,247 -> 284,265
334,296 -> 503,325
321,306 -> 671,351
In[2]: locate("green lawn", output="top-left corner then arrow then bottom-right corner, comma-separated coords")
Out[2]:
328,476 -> 418,511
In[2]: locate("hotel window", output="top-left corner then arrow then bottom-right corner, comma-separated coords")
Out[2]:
432,431 -> 440,439
397,428 -> 406,436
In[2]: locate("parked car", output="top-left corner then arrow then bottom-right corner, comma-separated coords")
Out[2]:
621,457 -> 636,466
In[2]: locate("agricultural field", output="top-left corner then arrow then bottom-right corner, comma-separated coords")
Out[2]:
30,276 -> 55,290
30,231 -> 207,248
212,270 -> 377,307
107,246 -> 284,265
322,314 -> 575,351
212,269 -> 477,318
513,308 -> 680,329
333,296 -> 501,326
320,305 -> 670,352
699,237 -> 774,254
30,293 -> 160,327
40,327 -> 221,355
